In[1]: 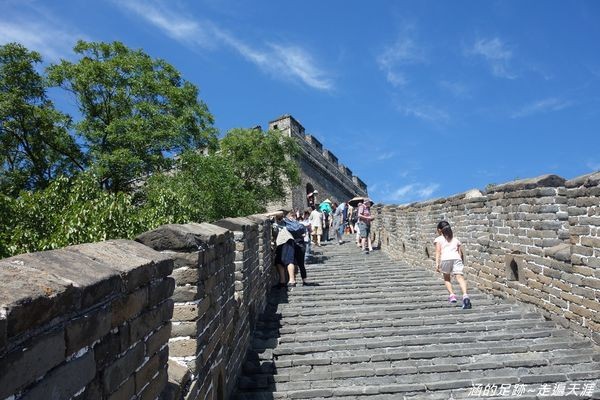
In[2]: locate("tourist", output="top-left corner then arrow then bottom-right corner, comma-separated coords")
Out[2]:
357,198 -> 374,254
333,201 -> 347,244
283,211 -> 311,286
300,210 -> 312,262
347,205 -> 355,234
273,214 -> 296,288
434,221 -> 471,309
319,199 -> 333,242
308,205 -> 323,246
354,202 -> 362,247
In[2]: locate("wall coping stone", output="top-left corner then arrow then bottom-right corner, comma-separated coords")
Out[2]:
565,171 -> 600,188
485,174 -> 565,193
464,189 -> 484,199
213,217 -> 257,232
136,223 -> 230,251
246,214 -> 271,224
0,240 -> 171,351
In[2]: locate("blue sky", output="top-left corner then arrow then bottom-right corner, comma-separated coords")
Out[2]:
2,0 -> 600,204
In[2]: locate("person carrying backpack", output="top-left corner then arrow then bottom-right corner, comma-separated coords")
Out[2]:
282,211 -> 312,286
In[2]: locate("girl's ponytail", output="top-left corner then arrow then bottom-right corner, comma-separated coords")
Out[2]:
437,220 -> 453,241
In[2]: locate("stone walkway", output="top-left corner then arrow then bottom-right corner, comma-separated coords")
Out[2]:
234,238 -> 600,400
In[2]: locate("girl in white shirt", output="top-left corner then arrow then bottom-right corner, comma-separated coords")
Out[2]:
434,221 -> 471,309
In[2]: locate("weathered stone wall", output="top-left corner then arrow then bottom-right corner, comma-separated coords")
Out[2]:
268,115 -> 368,212
0,240 -> 174,400
135,215 -> 276,400
372,172 -> 600,345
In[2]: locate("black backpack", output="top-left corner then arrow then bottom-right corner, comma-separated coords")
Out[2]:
284,218 -> 306,240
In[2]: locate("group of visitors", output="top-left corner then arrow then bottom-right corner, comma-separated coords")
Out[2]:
271,198 -> 472,309
271,197 -> 376,289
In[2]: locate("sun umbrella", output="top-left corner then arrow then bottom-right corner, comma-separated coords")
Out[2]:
348,196 -> 364,207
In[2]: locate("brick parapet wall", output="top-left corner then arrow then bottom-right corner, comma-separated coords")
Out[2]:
0,240 -> 174,400
135,215 -> 277,400
372,173 -> 600,344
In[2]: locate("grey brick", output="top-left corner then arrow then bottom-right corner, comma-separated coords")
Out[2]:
21,351 -> 96,400
102,341 -> 145,394
0,330 -> 65,399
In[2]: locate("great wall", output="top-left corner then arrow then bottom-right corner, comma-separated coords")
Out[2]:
0,115 -> 599,399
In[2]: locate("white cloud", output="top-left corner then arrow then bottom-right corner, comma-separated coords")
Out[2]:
0,6 -> 86,61
439,80 -> 470,98
470,37 -> 515,79
116,0 -> 332,91
378,183 -> 440,203
377,35 -> 426,87
397,103 -> 450,124
269,44 -> 333,91
376,152 -> 396,161
511,97 -> 573,118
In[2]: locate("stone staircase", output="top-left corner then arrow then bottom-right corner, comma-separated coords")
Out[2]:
233,237 -> 600,400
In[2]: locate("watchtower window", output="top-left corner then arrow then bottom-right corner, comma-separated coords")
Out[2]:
508,259 -> 519,281
273,124 -> 278,130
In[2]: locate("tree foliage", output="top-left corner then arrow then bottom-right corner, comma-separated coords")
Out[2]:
0,173 -> 143,258
0,42 -> 83,196
220,127 -> 300,203
0,42 -> 302,259
47,40 -> 217,192
138,151 -> 262,226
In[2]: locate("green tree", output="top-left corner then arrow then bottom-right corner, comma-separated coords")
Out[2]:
1,172 -> 144,257
0,43 -> 83,196
138,151 -> 260,226
47,40 -> 217,192
220,127 -> 300,204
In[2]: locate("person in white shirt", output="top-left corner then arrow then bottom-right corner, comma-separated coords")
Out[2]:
300,210 -> 312,261
308,206 -> 323,246
434,221 -> 471,309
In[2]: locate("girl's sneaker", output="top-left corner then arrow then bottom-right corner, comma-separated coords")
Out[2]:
462,297 -> 472,309
448,294 -> 458,303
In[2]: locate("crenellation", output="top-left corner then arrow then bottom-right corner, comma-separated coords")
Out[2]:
305,134 -> 323,151
322,149 -> 338,167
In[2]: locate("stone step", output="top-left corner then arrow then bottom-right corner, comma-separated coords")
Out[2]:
268,307 -> 540,328
233,241 -> 600,399
235,375 -> 600,399
244,365 -> 600,392
258,314 -> 547,334
272,326 -> 565,345
269,290 -> 490,305
266,337 -> 594,364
